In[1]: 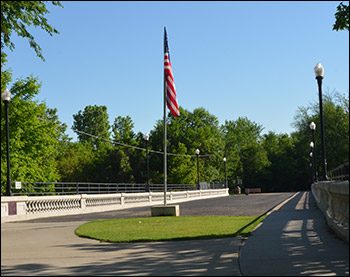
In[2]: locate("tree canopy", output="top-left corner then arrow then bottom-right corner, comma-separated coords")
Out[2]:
333,2 -> 349,31
72,105 -> 111,150
1,1 -> 63,62
1,72 -> 67,190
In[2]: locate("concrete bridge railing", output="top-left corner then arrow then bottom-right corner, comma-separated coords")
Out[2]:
311,180 -> 349,243
1,188 -> 228,223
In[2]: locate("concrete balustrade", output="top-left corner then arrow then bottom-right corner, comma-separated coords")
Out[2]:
1,189 -> 228,223
311,180 -> 349,243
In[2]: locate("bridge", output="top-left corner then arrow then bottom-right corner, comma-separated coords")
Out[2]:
1,181 -> 348,276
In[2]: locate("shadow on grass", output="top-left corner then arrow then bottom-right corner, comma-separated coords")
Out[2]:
233,213 -> 267,237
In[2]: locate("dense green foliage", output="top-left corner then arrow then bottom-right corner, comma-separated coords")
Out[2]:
72,105 -> 111,149
2,83 -> 349,193
1,72 -> 68,193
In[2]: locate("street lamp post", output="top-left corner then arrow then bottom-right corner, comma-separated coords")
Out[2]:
144,133 -> 150,192
223,157 -> 227,188
309,152 -> 314,183
2,88 -> 12,196
310,140 -> 317,183
314,63 -> 328,180
309,122 -> 317,182
195,149 -> 200,190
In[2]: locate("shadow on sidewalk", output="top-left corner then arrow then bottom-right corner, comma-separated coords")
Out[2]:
239,191 -> 349,276
2,237 -> 242,276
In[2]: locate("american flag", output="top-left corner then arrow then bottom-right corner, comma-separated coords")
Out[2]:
164,28 -> 180,118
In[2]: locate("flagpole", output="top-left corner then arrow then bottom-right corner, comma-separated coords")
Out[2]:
163,27 -> 167,206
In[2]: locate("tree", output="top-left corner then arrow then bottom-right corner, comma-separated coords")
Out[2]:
129,132 -> 148,184
292,90 -> 349,184
149,107 -> 224,185
222,117 -> 270,189
56,141 -> 95,182
261,132 -> 298,192
1,74 -> 66,193
333,2 -> 349,31
72,105 -> 111,150
112,115 -> 136,145
1,1 -> 63,62
1,1 -> 67,192
111,115 -> 138,183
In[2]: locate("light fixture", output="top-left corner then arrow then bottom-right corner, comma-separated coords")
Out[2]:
314,62 -> 324,78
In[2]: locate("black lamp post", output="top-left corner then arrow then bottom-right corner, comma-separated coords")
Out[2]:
223,157 -> 227,188
2,88 -> 12,196
195,149 -> 200,190
144,133 -> 150,192
309,152 -> 314,183
314,63 -> 328,180
309,122 -> 317,182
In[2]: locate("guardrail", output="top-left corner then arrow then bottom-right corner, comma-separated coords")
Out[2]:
328,162 -> 349,181
1,188 -> 229,223
311,180 -> 349,244
1,182 -> 226,196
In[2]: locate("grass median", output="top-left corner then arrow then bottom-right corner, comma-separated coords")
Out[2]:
75,215 -> 266,243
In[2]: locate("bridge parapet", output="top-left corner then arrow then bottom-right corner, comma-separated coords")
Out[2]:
1,188 -> 228,223
311,180 -> 349,243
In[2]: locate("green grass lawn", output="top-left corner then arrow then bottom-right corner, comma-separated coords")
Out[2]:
75,215 -> 266,243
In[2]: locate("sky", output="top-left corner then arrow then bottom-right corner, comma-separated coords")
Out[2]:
4,1 -> 349,141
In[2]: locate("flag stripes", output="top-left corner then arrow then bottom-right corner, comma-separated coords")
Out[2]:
164,29 -> 180,118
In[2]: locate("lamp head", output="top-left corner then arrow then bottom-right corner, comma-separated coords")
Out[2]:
1,88 -> 11,102
310,122 -> 316,130
195,149 -> 200,155
144,133 -> 149,141
314,63 -> 324,78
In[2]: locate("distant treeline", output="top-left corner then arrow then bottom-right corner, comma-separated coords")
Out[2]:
1,74 -> 349,193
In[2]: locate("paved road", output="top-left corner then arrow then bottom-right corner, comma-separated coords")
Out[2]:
1,192 -> 349,276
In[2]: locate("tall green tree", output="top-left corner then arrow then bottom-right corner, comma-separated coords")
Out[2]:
168,107 -> 224,184
72,105 -> 111,149
261,132 -> 298,192
292,90 -> 349,183
111,115 -> 138,183
149,107 -> 224,185
1,74 -> 66,192
1,1 -> 63,62
222,117 -> 270,189
1,1 -> 66,192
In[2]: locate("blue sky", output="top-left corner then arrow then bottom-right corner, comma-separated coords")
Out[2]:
4,1 -> 349,141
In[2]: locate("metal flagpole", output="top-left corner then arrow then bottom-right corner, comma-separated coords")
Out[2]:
163,27 -> 167,206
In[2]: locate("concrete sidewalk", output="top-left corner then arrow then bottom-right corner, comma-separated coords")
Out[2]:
239,191 -> 349,276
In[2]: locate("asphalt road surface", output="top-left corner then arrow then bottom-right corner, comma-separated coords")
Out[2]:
19,192 -> 295,223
